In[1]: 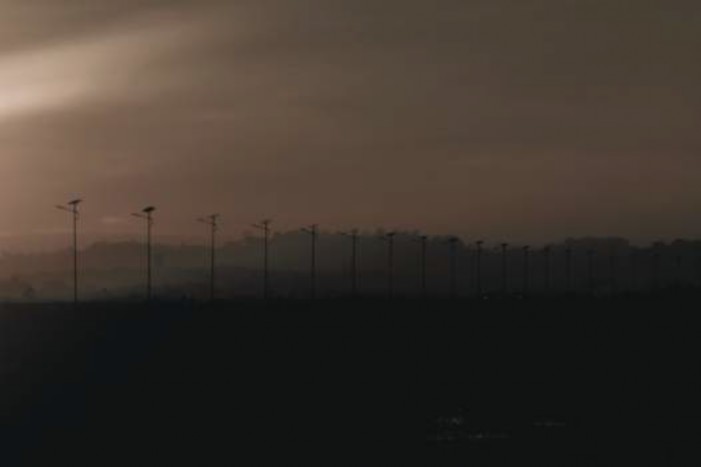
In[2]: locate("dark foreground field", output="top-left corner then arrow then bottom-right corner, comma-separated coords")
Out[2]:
1,295 -> 700,466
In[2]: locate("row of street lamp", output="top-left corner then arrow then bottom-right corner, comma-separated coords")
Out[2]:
55,200 -> 679,304
56,201 -> 161,305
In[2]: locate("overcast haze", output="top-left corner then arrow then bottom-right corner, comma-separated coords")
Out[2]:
1,0 -> 699,250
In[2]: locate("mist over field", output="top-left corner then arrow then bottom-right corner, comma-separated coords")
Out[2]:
1,231 -> 699,301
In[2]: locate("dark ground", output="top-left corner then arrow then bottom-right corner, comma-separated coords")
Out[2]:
1,295 -> 700,466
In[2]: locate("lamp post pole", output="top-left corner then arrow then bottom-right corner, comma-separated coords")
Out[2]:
565,247 -> 573,293
448,237 -> 459,299
342,230 -> 359,297
199,214 -> 220,301
132,206 -> 156,301
416,235 -> 428,297
523,245 -> 530,296
475,240 -> 484,297
56,199 -> 82,306
501,243 -> 509,295
543,245 -> 551,294
302,224 -> 318,299
381,232 -> 397,299
252,220 -> 272,300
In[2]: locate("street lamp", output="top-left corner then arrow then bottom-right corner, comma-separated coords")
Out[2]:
475,240 -> 484,297
448,237 -> 459,299
523,245 -> 530,296
543,245 -> 551,294
500,243 -> 509,295
341,229 -> 359,297
609,249 -> 617,295
380,232 -> 397,299
56,198 -> 82,306
565,246 -> 573,293
587,249 -> 595,295
301,224 -> 318,299
198,214 -> 220,301
252,219 -> 272,300
413,235 -> 429,297
132,206 -> 156,301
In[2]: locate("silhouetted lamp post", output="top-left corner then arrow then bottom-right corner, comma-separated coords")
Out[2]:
448,237 -> 459,298
475,240 -> 484,297
587,249 -> 595,294
565,246 -> 573,293
56,198 -> 82,306
629,249 -> 638,292
341,229 -> 359,297
198,214 -> 219,301
500,243 -> 509,295
132,206 -> 156,301
301,224 -> 318,299
381,232 -> 397,298
523,245 -> 530,296
609,250 -> 617,295
652,243 -> 663,290
417,235 -> 428,297
543,245 -> 551,294
252,219 -> 272,300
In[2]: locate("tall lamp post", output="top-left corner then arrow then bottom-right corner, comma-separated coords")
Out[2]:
587,249 -> 595,295
448,237 -> 459,299
56,198 -> 82,306
301,224 -> 318,299
341,229 -> 359,297
415,235 -> 429,297
381,232 -> 397,299
198,214 -> 219,301
475,240 -> 484,297
543,245 -> 551,294
565,246 -> 573,293
132,206 -> 156,301
609,249 -> 617,295
500,243 -> 509,295
252,219 -> 272,300
523,245 -> 530,296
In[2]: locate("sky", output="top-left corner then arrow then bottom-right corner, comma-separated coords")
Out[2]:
0,0 -> 699,250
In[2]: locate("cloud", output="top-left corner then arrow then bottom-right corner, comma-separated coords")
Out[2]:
0,12 -> 219,121
0,0 -> 700,246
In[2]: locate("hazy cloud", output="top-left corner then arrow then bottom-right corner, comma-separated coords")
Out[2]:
0,0 -> 699,249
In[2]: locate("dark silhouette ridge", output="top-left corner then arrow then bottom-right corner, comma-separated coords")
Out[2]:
7,230 -> 701,302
